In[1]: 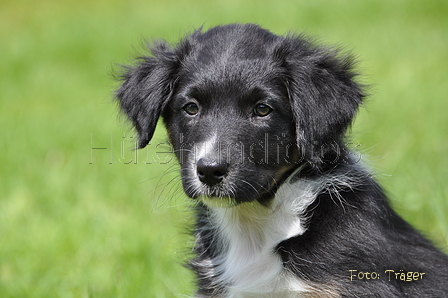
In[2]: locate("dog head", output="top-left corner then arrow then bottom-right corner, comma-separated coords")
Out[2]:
116,24 -> 364,205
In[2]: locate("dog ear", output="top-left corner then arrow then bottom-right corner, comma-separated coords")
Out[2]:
276,36 -> 365,167
115,42 -> 181,148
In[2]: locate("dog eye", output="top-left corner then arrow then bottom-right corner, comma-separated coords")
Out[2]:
253,104 -> 272,117
183,103 -> 199,115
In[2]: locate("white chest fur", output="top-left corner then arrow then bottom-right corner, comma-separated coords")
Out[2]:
206,176 -> 322,298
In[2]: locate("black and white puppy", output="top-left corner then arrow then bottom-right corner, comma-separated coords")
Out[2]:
116,24 -> 448,298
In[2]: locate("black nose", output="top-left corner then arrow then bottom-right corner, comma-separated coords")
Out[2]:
197,158 -> 228,186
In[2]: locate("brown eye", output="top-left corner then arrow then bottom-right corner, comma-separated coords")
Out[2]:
183,103 -> 199,115
253,104 -> 272,117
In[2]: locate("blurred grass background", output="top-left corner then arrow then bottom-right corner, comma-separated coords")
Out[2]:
1,0 -> 447,297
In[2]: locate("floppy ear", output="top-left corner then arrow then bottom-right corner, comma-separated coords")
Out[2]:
115,42 -> 180,148
276,36 -> 365,166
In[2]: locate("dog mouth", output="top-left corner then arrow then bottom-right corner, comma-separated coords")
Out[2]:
184,174 -> 240,207
182,166 -> 278,207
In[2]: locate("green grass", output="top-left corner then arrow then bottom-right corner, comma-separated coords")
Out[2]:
1,0 -> 447,297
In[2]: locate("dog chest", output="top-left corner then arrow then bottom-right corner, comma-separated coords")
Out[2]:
204,181 -> 317,297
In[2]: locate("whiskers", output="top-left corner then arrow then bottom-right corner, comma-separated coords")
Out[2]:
142,164 -> 189,211
321,167 -> 368,212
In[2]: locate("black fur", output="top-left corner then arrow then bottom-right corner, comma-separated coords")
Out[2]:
279,167 -> 448,297
116,24 -> 448,297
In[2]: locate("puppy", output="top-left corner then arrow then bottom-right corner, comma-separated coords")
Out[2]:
116,24 -> 448,298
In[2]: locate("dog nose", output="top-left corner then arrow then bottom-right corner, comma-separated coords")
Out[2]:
196,158 -> 228,186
